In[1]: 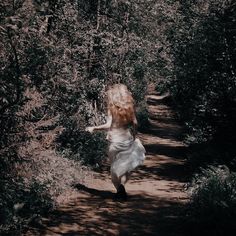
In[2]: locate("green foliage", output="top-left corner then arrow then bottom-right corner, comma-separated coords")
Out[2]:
57,120 -> 107,168
167,0 -> 236,144
0,177 -> 53,235
188,165 -> 236,229
136,102 -> 149,131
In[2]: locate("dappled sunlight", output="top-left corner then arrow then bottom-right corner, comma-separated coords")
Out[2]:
36,190 -> 187,236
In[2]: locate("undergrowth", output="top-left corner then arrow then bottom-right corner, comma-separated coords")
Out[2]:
187,165 -> 236,235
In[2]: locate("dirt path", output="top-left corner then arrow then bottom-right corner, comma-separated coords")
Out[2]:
26,93 -> 189,236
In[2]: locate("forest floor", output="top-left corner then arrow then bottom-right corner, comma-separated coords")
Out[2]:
25,90 -> 190,236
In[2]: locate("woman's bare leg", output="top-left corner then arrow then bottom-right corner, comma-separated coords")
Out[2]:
111,170 -> 121,190
111,171 -> 127,200
121,172 -> 131,185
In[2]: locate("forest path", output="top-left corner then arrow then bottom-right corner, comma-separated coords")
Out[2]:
26,91 -> 189,236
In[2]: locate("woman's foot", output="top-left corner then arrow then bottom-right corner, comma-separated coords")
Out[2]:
114,184 -> 127,200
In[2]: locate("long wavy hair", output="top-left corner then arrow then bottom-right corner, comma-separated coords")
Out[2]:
107,84 -> 136,127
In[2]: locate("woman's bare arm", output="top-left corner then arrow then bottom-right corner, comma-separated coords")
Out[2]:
133,115 -> 138,127
86,110 -> 112,133
132,115 -> 138,138
93,115 -> 112,131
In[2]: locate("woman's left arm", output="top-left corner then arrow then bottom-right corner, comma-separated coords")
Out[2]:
132,115 -> 138,138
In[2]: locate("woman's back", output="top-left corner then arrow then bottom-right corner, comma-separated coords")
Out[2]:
107,127 -> 133,143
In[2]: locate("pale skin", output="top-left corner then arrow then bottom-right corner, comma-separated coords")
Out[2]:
85,110 -> 112,133
86,109 -> 138,136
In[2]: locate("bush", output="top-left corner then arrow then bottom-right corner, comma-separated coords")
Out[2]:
0,178 -> 53,235
57,120 -> 107,168
188,165 -> 236,230
136,103 -> 149,132
167,1 -> 236,144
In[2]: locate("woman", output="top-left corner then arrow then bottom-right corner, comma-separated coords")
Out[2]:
86,84 -> 146,199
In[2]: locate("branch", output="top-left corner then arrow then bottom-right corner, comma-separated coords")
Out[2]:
96,0 -> 101,31
223,27 -> 236,78
0,29 -> 22,115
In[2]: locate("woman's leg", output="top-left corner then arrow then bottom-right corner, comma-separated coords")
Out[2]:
111,169 -> 121,190
111,171 -> 130,190
121,172 -> 131,185
111,170 -> 127,199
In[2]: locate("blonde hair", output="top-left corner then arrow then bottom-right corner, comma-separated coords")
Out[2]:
107,84 -> 136,126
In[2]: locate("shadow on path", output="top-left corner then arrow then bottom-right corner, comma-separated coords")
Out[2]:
145,143 -> 187,159
75,184 -> 115,199
37,186 -> 188,236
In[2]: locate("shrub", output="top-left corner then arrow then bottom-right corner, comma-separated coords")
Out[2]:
0,178 -> 53,235
136,102 -> 149,132
57,120 -> 107,168
188,165 -> 236,229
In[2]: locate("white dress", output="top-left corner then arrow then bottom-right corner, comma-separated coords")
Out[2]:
107,128 -> 146,186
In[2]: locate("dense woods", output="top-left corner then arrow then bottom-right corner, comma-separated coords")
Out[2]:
0,0 -> 236,235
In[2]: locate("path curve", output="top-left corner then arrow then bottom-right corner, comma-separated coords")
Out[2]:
26,93 -> 188,236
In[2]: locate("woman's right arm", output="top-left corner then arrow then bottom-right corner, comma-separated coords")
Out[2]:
86,110 -> 112,133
